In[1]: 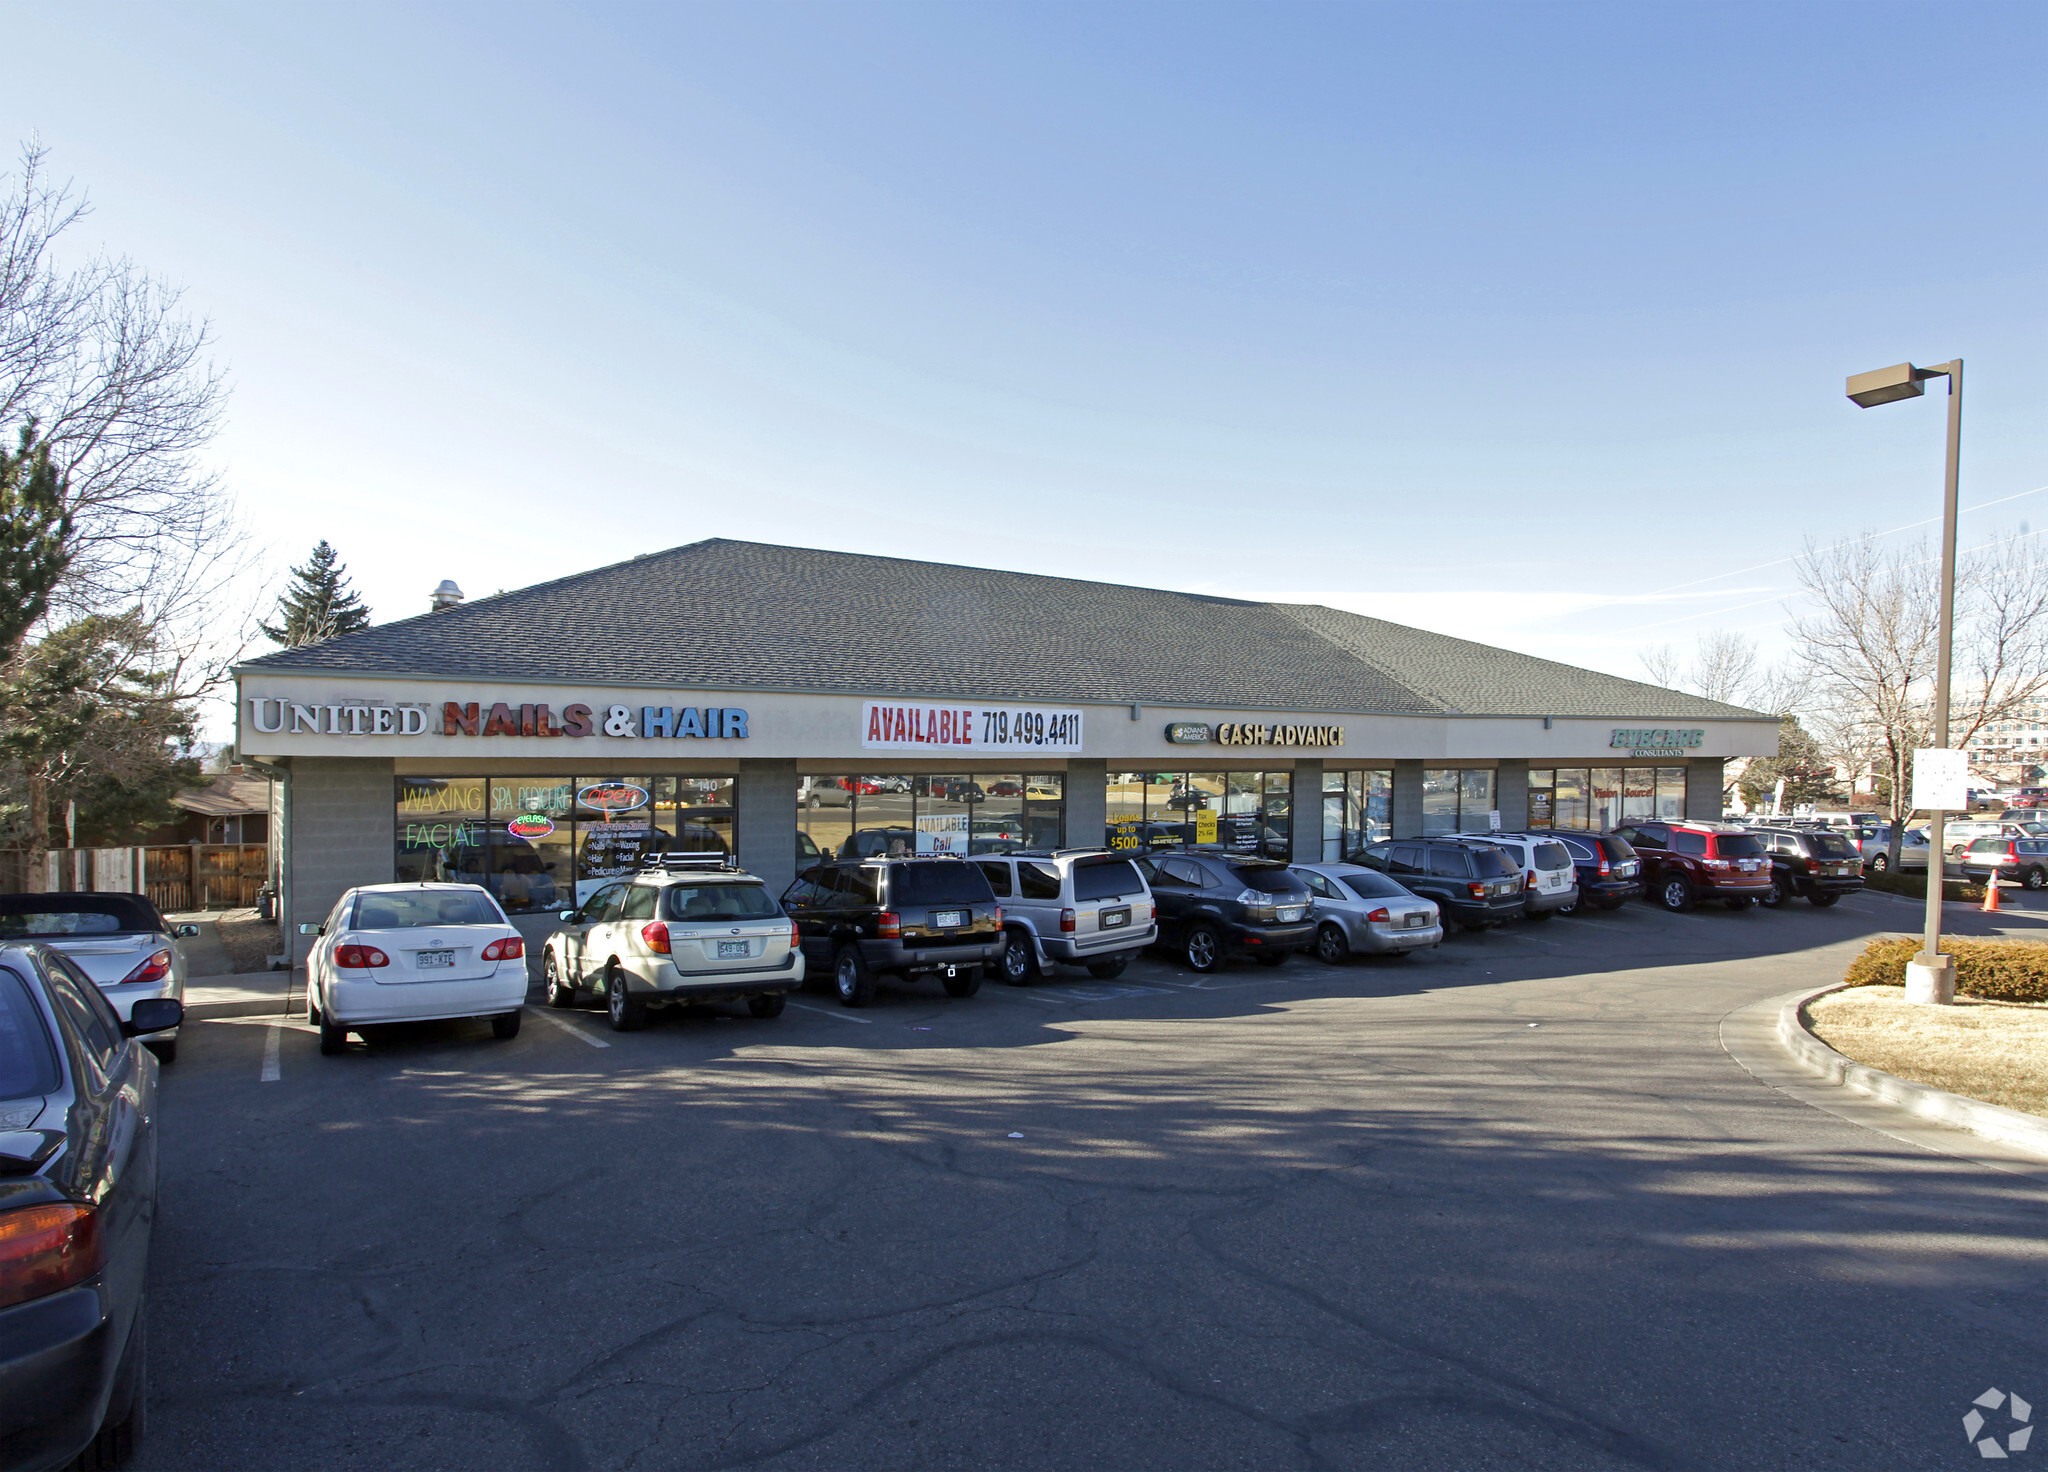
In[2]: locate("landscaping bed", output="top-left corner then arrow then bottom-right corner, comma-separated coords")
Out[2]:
1860,869 -> 1986,904
213,907 -> 282,974
1805,986 -> 2048,1119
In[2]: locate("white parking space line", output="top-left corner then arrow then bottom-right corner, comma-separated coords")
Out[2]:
260,1025 -> 281,1082
787,1000 -> 873,1024
527,1006 -> 610,1047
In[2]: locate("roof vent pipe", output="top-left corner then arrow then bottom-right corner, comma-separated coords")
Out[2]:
430,579 -> 464,612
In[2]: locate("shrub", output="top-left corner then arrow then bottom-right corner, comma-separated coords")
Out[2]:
1843,936 -> 2048,1003
1860,869 -> 1985,903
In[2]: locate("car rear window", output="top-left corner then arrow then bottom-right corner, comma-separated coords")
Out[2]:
0,965 -> 60,1102
354,890 -> 506,929
1230,863 -> 1306,894
1467,847 -> 1517,878
1072,859 -> 1143,902
0,894 -> 163,938
1532,842 -> 1572,871
888,863 -> 996,906
1428,849 -> 1471,878
1810,833 -> 1859,859
660,883 -> 780,921
1712,834 -> 1765,858
1340,870 -> 1410,901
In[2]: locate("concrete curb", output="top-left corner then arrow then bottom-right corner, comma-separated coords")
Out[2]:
1777,983 -> 2048,1161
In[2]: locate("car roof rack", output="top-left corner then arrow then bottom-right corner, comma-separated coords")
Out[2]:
638,852 -> 741,874
1005,847 -> 1113,859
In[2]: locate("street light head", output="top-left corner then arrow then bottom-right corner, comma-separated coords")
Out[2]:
1847,362 -> 1927,408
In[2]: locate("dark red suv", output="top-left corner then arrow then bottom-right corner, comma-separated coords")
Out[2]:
1612,821 -> 1774,912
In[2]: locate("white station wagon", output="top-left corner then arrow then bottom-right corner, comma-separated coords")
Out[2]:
301,883 -> 529,1054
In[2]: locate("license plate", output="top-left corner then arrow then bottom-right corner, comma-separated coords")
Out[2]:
717,940 -> 749,958
1616,862 -> 1637,877
1404,913 -> 1428,928
416,949 -> 454,969
1276,906 -> 1306,922
1101,908 -> 1129,928
932,909 -> 967,928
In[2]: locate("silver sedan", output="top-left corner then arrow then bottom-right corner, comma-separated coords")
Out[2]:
1290,863 -> 1443,962
0,892 -> 196,1062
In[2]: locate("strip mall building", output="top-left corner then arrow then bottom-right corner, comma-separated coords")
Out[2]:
237,540 -> 1776,960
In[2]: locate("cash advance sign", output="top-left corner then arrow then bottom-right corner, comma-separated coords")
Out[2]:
247,696 -> 750,741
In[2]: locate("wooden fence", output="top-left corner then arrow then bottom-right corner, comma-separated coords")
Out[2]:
46,844 -> 270,913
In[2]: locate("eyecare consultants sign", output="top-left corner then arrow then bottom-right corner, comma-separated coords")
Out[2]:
861,700 -> 1084,753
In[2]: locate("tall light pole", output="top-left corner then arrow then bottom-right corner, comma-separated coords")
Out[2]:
1846,358 -> 1963,1003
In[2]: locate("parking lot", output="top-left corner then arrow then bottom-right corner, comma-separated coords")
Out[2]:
138,890 -> 2048,1471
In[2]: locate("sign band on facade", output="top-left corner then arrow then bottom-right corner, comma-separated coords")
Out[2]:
861,700 -> 1084,752
245,696 -> 749,739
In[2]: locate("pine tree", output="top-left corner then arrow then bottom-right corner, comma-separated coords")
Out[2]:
261,540 -> 371,647
0,425 -> 72,656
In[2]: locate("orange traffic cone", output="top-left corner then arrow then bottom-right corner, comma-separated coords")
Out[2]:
1983,879 -> 2002,913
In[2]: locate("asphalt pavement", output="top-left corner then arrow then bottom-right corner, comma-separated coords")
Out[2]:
136,887 -> 2048,1471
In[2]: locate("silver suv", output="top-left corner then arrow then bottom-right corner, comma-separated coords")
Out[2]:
542,855 -> 803,1030
1475,834 -> 1581,920
971,848 -> 1156,984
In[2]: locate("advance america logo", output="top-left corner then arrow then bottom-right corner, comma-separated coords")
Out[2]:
1964,1387 -> 2032,1459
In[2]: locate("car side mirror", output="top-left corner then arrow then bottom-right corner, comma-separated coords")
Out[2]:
298,923 -> 323,935
560,910 -> 578,922
172,923 -> 201,939
126,997 -> 183,1036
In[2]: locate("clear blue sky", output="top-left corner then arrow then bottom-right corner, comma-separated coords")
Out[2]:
9,2 -> 2045,722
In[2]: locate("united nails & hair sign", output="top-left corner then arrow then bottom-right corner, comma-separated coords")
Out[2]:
245,696 -> 750,742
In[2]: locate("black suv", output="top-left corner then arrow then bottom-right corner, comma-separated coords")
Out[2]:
1349,838 -> 1526,931
1520,830 -> 1643,911
782,857 -> 1003,1007
1133,852 -> 1313,972
1750,826 -> 1865,908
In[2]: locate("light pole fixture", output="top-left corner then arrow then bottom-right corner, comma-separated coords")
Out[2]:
1846,358 -> 1963,1003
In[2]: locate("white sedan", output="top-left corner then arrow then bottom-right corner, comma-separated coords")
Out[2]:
302,883 -> 529,1055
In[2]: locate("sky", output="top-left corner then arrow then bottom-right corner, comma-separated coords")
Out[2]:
6,2 -> 2046,736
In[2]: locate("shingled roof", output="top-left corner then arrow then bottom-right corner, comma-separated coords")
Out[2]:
239,539 -> 1767,721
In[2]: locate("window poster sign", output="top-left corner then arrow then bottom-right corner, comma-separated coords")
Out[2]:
576,821 -> 655,903
863,700 -> 1083,753
915,813 -> 970,855
1194,810 -> 1219,844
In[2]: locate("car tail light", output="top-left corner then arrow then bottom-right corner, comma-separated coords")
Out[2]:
639,923 -> 670,954
1366,907 -> 1390,922
788,919 -> 801,948
1467,882 -> 1487,898
122,949 -> 173,984
1598,856 -> 1611,876
877,911 -> 901,939
1702,857 -> 1730,870
1060,908 -> 1076,933
993,907 -> 1002,927
0,1203 -> 101,1310
334,944 -> 389,968
1525,871 -> 1539,891
483,936 -> 525,961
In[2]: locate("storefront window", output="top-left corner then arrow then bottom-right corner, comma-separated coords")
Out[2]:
1423,769 -> 1497,834
1101,771 -> 1290,859
799,775 -> 857,865
667,776 -> 736,855
1022,774 -> 1064,849
914,775 -> 972,856
395,778 -> 486,886
573,776 -> 658,905
487,777 -> 572,914
1527,766 -> 1689,830
1322,769 -> 1391,859
799,773 -> 1066,863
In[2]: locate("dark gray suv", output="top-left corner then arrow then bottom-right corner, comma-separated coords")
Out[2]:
782,858 -> 1004,1007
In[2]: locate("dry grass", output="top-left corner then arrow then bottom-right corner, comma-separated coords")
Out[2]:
1806,985 -> 2048,1119
213,907 -> 282,974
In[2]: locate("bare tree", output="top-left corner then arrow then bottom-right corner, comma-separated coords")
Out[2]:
1639,630 -> 1805,712
0,142 -> 245,887
1790,531 -> 2048,868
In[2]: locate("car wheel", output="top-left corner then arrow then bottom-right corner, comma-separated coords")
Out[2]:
747,992 -> 787,1019
1524,906 -> 1554,923
1000,930 -> 1039,985
147,1039 -> 177,1065
1759,876 -> 1790,908
318,1014 -> 348,1055
942,968 -> 981,998
1867,853 -> 1889,873
1657,875 -> 1693,912
2027,867 -> 2048,891
606,966 -> 647,1031
1809,893 -> 1840,908
1554,899 -> 1578,917
1314,923 -> 1351,965
544,951 -> 576,1008
75,1298 -> 146,1471
1183,924 -> 1224,973
833,946 -> 876,1008
1086,956 -> 1130,979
